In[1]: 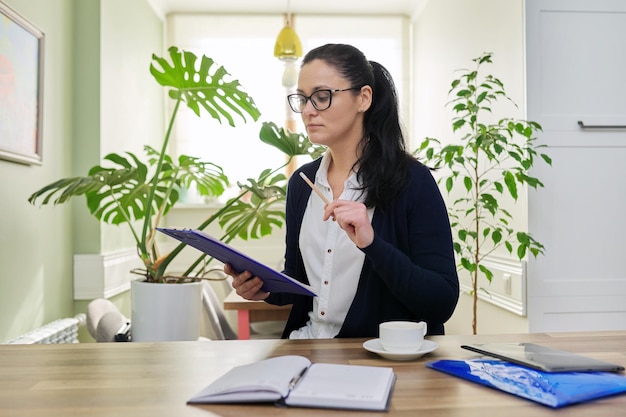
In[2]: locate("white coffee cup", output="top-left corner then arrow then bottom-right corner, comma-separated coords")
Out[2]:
379,321 -> 427,353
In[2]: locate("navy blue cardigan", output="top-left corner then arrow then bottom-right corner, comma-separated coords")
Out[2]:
266,157 -> 459,338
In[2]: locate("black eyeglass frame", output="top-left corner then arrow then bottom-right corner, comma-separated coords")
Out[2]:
287,87 -> 362,113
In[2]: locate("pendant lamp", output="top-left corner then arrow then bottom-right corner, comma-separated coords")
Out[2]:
274,3 -> 302,176
274,24 -> 302,62
273,0 -> 302,61
274,0 -> 302,89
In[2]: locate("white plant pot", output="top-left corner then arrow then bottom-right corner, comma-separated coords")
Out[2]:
131,279 -> 203,342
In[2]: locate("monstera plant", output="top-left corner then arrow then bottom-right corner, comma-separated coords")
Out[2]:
29,47 -> 323,284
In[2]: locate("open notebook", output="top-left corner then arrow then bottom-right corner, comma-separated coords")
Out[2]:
188,355 -> 396,411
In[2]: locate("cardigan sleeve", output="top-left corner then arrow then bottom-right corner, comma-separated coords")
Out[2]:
359,163 -> 459,327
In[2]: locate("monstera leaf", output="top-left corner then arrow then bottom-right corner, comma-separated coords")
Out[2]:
85,152 -> 157,224
28,147 -> 229,226
218,169 -> 287,241
150,47 -> 261,125
27,152 -> 152,225
144,146 -> 228,199
259,121 -> 325,158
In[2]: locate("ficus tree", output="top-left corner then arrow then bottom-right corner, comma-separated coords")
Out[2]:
415,53 -> 552,334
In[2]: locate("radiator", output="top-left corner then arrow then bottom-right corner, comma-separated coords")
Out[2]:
5,314 -> 86,344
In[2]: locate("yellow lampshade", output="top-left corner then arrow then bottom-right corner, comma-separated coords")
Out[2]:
274,25 -> 302,61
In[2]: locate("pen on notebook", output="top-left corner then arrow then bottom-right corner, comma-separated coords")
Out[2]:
288,366 -> 308,390
298,172 -> 331,206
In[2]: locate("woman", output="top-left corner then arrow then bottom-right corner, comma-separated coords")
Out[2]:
227,43 -> 459,339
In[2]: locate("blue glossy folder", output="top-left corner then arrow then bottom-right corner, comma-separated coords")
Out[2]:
427,359 -> 626,408
157,228 -> 316,297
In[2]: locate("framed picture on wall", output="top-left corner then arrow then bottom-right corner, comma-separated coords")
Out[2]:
0,2 -> 44,165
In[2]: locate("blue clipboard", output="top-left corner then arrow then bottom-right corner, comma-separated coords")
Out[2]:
157,228 -> 317,297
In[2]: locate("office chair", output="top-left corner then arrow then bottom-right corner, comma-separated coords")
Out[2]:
86,298 -> 130,342
202,278 -> 238,340
201,268 -> 284,340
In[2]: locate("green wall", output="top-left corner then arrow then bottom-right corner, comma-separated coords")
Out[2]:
0,0 -> 163,342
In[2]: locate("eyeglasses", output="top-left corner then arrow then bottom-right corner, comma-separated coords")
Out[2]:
287,87 -> 362,113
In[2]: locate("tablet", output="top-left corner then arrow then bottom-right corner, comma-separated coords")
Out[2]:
157,228 -> 317,297
461,342 -> 625,373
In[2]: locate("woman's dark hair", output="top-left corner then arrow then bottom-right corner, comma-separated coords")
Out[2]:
301,43 -> 413,209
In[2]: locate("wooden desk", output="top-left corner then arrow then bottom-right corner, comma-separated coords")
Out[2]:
1,331 -> 625,417
223,290 -> 291,339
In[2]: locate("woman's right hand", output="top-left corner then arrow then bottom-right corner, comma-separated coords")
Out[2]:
224,263 -> 270,301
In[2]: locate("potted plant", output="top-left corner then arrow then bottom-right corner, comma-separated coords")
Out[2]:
28,47 -> 322,341
415,53 -> 552,334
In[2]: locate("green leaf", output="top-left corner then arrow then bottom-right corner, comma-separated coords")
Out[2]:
259,121 -> 324,158
478,264 -> 494,283
477,53 -> 493,64
460,257 -> 475,272
505,241 -> 513,253
453,242 -> 462,254
523,175 -> 544,189
517,232 -> 531,245
29,147 -> 231,227
491,229 -> 502,244
523,126 -> 533,137
176,154 -> 229,197
503,170 -> 518,200
463,176 -> 473,192
150,47 -> 261,126
218,172 -> 287,240
479,193 -> 498,215
452,119 -> 466,131
541,153 -> 553,165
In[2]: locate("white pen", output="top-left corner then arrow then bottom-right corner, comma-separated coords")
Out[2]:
299,172 -> 331,206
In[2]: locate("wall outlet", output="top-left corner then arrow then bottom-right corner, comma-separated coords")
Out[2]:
503,273 -> 512,295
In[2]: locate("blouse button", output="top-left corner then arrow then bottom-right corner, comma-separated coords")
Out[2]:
324,280 -> 329,285
327,248 -> 332,253
320,311 -> 326,316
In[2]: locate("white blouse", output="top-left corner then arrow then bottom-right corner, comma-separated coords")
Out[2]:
290,152 -> 374,339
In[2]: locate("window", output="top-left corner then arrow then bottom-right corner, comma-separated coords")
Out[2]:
167,14 -> 409,201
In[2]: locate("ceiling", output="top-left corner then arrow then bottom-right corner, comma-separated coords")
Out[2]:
147,0 -> 426,17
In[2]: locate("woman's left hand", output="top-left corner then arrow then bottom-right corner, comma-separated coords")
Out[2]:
323,200 -> 374,248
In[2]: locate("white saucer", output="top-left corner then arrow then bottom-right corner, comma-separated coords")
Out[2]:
363,339 -> 438,361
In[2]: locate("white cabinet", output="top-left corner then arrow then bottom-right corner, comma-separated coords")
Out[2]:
525,0 -> 626,331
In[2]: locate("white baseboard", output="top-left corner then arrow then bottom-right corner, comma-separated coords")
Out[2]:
458,255 -> 527,316
73,249 -> 143,300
